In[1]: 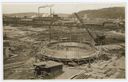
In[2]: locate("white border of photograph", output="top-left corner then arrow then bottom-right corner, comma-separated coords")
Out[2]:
0,0 -> 127,82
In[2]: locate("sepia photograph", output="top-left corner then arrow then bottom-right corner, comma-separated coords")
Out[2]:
2,3 -> 125,79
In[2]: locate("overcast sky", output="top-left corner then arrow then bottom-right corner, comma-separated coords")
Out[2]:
2,3 -> 125,14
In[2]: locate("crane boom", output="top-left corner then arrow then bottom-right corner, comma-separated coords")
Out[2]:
74,13 -> 96,43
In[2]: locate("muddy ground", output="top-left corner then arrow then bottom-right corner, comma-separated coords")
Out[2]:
3,25 -> 125,79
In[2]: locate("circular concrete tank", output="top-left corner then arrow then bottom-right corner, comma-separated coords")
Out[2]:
43,41 -> 99,61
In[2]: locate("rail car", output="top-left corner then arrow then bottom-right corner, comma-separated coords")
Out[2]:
3,15 -> 81,27
3,15 -> 124,28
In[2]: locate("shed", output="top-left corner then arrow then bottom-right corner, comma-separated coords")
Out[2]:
33,61 -> 63,77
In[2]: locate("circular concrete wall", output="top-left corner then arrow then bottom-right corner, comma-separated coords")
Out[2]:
44,41 -> 98,60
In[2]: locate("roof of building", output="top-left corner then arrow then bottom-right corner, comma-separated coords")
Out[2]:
33,62 -> 46,66
33,61 -> 63,68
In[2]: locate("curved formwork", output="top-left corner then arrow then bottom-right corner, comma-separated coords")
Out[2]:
42,41 -> 99,64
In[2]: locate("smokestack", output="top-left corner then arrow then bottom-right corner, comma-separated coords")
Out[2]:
38,5 -> 54,17
50,7 -> 52,16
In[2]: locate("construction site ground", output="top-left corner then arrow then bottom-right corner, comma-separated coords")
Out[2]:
4,26 -> 125,79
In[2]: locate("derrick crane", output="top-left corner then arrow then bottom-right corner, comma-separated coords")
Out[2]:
74,13 -> 96,44
74,13 -> 105,45
74,13 -> 106,67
